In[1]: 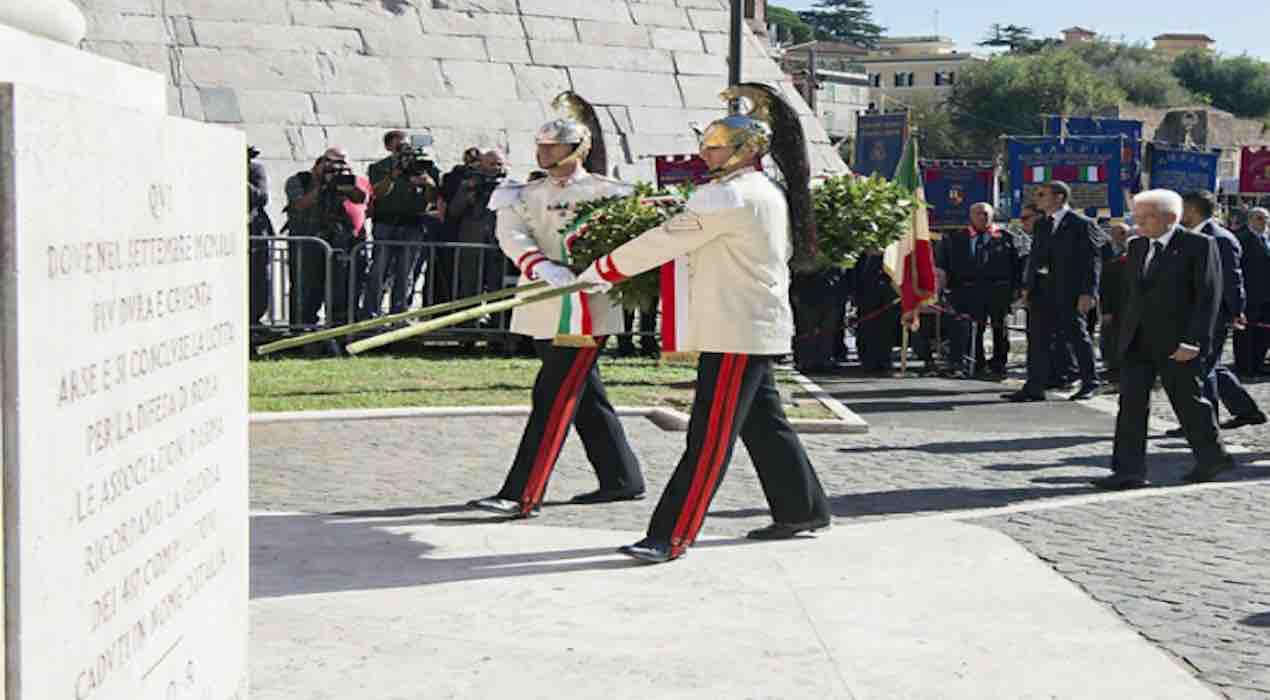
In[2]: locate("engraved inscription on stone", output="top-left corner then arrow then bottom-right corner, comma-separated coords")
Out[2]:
2,84 -> 247,700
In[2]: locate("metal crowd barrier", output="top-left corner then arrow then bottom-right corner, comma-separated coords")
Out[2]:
249,236 -> 519,339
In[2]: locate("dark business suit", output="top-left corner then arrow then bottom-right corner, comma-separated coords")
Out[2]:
1199,221 -> 1263,420
1099,248 -> 1129,377
1022,209 -> 1103,395
853,254 -> 898,371
1234,226 -> 1270,374
1112,228 -> 1229,477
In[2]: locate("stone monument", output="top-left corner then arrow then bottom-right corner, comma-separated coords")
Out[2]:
0,2 -> 248,698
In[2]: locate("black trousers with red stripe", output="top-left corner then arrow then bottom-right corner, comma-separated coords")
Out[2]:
647,353 -> 831,554
496,340 -> 644,512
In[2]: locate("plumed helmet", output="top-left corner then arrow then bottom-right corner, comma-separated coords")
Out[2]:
699,114 -> 771,178
535,118 -> 592,169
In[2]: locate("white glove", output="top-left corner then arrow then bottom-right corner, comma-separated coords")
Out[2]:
577,264 -> 613,293
534,261 -> 576,288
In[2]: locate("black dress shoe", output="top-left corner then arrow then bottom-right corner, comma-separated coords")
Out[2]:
617,537 -> 677,563
467,496 -> 539,518
1182,458 -> 1236,483
746,519 -> 831,540
1069,383 -> 1101,401
570,488 -> 646,505
1090,475 -> 1149,490
1220,413 -> 1268,430
1164,427 -> 1186,438
1002,390 -> 1046,402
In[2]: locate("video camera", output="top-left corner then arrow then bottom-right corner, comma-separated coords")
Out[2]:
322,160 -> 356,190
395,134 -> 437,180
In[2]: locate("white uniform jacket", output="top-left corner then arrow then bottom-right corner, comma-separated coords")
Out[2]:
589,167 -> 795,355
492,170 -> 632,340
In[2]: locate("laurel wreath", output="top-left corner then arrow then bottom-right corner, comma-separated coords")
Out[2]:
560,182 -> 692,312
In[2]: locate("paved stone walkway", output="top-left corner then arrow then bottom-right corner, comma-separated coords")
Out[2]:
249,372 -> 1270,698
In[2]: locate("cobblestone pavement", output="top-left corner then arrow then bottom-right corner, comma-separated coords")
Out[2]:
250,373 -> 1270,698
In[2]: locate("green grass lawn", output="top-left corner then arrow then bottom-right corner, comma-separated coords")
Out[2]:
249,354 -> 833,419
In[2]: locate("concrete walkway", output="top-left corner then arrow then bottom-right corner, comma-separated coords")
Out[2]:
250,513 -> 1215,700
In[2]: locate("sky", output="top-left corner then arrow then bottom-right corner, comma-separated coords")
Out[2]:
775,1 -> 1270,60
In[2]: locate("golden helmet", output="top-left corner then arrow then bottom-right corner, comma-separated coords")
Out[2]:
699,114 -> 771,177
535,118 -> 592,169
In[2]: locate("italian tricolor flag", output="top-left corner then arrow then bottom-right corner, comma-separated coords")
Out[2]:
557,213 -> 594,337
883,137 -> 937,321
1028,164 -> 1106,183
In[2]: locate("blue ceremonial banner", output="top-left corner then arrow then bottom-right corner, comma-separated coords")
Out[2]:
1045,116 -> 1143,192
922,162 -> 997,228
1006,136 -> 1124,218
854,113 -> 908,179
1147,143 -> 1219,194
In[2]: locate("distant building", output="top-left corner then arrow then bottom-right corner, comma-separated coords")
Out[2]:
1061,26 -> 1097,46
1152,33 -> 1216,56
780,35 -> 981,109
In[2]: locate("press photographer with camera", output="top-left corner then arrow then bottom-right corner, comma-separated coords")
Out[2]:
248,145 -> 274,326
447,149 -> 509,301
284,146 -> 371,346
363,130 -> 439,318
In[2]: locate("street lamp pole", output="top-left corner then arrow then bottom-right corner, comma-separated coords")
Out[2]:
728,0 -> 743,86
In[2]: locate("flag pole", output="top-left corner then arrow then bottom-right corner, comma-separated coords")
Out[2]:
900,324 -> 909,377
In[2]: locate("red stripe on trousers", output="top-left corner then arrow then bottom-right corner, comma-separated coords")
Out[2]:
670,354 -> 737,551
681,354 -> 749,545
519,347 -> 596,512
579,293 -> 593,335
659,263 -> 676,352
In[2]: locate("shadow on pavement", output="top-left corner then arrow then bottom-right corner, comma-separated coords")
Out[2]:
837,434 -> 1110,455
708,484 -> 1093,521
1240,612 -> 1270,628
250,513 -> 753,599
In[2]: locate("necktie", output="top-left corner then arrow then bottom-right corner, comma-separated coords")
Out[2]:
1261,234 -> 1269,255
1144,241 -> 1164,282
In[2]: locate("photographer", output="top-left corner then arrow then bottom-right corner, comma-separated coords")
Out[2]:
284,146 -> 370,343
248,145 -> 274,326
447,149 -> 508,301
363,130 -> 438,318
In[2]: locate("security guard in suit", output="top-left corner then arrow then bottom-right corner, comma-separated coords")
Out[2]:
577,112 -> 831,563
467,117 -> 645,518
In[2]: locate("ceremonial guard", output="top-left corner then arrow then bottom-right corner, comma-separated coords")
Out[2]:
466,116 -> 645,518
577,86 -> 832,563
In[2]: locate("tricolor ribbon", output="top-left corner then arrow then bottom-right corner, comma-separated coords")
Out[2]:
557,210 -> 596,337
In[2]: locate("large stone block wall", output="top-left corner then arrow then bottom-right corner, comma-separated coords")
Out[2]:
71,0 -> 845,223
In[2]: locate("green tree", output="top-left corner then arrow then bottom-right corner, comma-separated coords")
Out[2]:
1173,50 -> 1270,118
946,51 -> 1126,152
1066,40 -> 1194,107
905,94 -> 982,158
813,174 -> 915,267
766,4 -> 815,45
798,0 -> 884,48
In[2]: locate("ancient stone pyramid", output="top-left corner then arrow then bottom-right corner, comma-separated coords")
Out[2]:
72,0 -> 844,215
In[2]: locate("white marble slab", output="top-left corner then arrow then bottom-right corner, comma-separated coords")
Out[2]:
0,79 -> 247,699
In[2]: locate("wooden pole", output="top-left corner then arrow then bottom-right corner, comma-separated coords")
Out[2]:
345,282 -> 593,355
255,281 -> 548,355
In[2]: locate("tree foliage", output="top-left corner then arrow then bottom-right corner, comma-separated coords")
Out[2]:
766,4 -> 815,45
798,0 -> 884,48
813,174 -> 914,268
904,95 -> 983,158
1066,40 -> 1194,107
946,51 -> 1126,152
1173,50 -> 1270,118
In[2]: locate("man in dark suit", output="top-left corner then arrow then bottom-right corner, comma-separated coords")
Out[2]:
938,203 -> 1024,378
1099,223 -> 1133,383
1096,189 -> 1233,489
1004,181 -> 1103,402
1234,207 -> 1270,376
1179,191 -> 1266,431
852,250 -> 898,373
